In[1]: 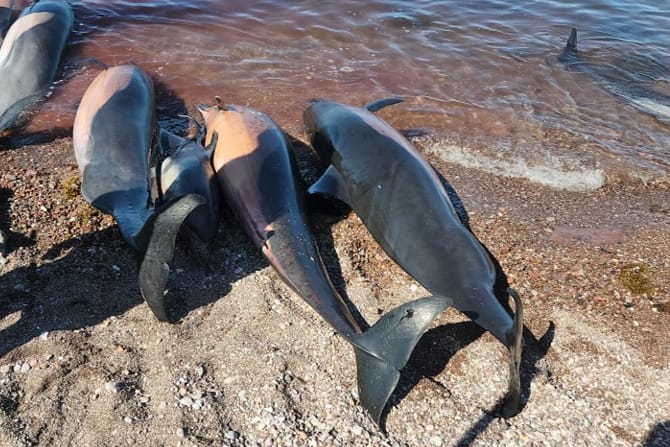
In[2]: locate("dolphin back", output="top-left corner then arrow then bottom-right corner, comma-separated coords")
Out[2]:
0,0 -> 73,132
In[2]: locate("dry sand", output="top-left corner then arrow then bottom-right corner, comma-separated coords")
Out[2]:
0,116 -> 669,446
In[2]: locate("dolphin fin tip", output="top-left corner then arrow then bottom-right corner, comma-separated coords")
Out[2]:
352,295 -> 453,423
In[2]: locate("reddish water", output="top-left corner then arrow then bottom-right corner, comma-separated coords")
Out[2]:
10,0 -> 670,189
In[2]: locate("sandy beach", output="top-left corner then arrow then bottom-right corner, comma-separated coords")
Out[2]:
0,105 -> 668,447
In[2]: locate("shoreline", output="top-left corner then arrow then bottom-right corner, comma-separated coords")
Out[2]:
0,131 -> 669,446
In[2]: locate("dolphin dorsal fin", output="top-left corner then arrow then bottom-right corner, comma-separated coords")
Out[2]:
364,97 -> 404,113
566,28 -> 577,49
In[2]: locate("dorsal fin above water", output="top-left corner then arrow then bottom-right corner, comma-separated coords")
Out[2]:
566,28 -> 577,50
364,97 -> 404,113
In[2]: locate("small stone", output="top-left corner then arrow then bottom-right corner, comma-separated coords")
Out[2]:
195,365 -> 205,377
176,427 -> 185,438
351,425 -> 363,436
20,363 -> 30,373
39,332 -> 49,340
179,397 -> 193,407
430,435 -> 443,446
123,416 -> 132,424
0,365 -> 10,374
225,431 -> 239,440
105,381 -> 118,393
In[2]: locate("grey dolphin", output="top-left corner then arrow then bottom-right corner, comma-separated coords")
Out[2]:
198,99 -> 456,423
73,64 -> 205,321
559,28 -> 670,123
0,0 -> 72,133
0,0 -> 14,42
154,124 -> 220,243
304,98 -> 523,419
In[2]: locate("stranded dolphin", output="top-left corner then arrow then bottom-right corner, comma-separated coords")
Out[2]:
154,124 -> 220,243
73,64 -> 205,321
0,0 -> 14,42
197,98 -> 456,423
0,0 -> 72,133
304,98 -> 523,418
559,28 -> 670,123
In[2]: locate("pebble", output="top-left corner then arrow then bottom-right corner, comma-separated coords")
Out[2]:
176,427 -> 185,439
105,381 -> 118,393
179,397 -> 193,407
20,363 -> 31,373
0,229 -> 7,253
123,416 -> 132,424
0,365 -> 9,374
430,435 -> 444,446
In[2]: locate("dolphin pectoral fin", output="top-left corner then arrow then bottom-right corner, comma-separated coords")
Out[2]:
136,194 -> 206,322
351,295 -> 453,424
364,97 -> 405,113
205,130 -> 219,152
308,165 -> 352,205
502,287 -> 523,417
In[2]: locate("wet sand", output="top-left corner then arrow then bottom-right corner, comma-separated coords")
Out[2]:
0,109 -> 668,445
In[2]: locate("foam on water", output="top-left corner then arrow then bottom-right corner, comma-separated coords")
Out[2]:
426,142 -> 605,192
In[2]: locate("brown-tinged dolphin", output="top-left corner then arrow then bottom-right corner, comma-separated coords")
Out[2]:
0,0 -> 72,133
0,0 -> 14,42
304,98 -> 523,420
73,64 -> 205,321
197,98 -> 456,424
154,124 -> 220,243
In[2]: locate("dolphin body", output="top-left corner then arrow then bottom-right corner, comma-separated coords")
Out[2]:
0,0 -> 14,43
154,126 -> 220,243
559,28 -> 670,123
0,0 -> 72,133
197,99 -> 456,423
303,98 -> 524,418
73,64 -> 205,321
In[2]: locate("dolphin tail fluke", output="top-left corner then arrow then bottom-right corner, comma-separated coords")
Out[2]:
135,194 -> 206,322
502,287 -> 523,417
351,295 -> 453,424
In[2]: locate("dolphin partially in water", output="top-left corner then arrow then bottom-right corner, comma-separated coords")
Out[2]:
304,98 -> 523,419
559,28 -> 670,123
197,98 -> 456,424
73,64 -> 205,321
0,0 -> 72,133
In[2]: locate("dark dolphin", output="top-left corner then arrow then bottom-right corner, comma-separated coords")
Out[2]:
0,0 -> 14,42
198,98 -> 455,423
0,0 -> 72,134
154,124 -> 220,243
303,98 -> 523,419
73,64 -> 205,321
559,28 -> 670,123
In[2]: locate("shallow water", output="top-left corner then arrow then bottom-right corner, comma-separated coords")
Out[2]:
14,0 -> 670,188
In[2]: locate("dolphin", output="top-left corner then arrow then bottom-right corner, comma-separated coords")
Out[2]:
0,0 -> 73,133
303,98 -> 524,419
559,28 -> 670,123
73,64 -> 205,322
154,123 -> 220,243
0,0 -> 14,42
197,98 -> 456,423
